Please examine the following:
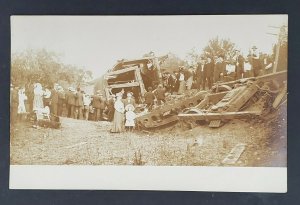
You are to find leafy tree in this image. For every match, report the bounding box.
[202,37,237,62]
[160,52,185,72]
[11,49,93,89]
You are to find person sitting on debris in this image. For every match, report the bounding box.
[125,104,136,132]
[144,87,155,111]
[111,92,125,133]
[33,105,60,129]
[155,84,166,105]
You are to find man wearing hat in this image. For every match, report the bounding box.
[57,86,65,117]
[214,55,227,83]
[65,87,76,118]
[235,50,245,80]
[154,84,166,105]
[75,87,84,119]
[195,57,206,90]
[50,84,59,116]
[251,46,262,77]
[106,94,115,122]
[92,90,103,121]
[204,57,214,90]
[144,87,155,111]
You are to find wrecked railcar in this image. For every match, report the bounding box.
[178,70,287,128]
[103,56,168,103]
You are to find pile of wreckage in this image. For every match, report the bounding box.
[136,71,287,129]
[103,55,287,130]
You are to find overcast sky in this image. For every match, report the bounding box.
[11,15,287,78]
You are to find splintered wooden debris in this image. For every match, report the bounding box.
[209,120,222,128]
[222,143,246,165]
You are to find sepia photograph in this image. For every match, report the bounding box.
[9,15,287,191]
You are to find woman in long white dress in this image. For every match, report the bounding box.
[110,92,125,133]
[33,83,44,112]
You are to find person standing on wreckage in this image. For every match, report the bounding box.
[203,56,214,90]
[250,46,263,77]
[178,66,186,94]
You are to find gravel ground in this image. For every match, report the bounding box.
[10,106,286,166]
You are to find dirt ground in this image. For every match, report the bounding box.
[10,106,286,167]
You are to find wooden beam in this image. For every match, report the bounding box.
[214,70,287,88]
[107,81,140,89]
[105,66,138,77]
[135,68,146,96]
[178,110,262,121]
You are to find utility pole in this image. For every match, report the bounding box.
[267,25,287,73]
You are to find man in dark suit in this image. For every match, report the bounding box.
[57,86,65,117]
[204,57,214,90]
[214,55,227,82]
[50,84,59,116]
[251,46,262,77]
[235,50,245,80]
[66,87,76,118]
[92,90,102,121]
[75,88,84,119]
[195,58,206,90]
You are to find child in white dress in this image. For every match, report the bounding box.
[125,104,136,132]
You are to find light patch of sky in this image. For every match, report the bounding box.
[11,15,287,79]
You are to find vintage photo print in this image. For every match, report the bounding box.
[9,15,287,192]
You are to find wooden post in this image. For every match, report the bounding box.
[135,68,146,99]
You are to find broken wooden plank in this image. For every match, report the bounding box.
[209,120,222,128]
[178,110,261,121]
[106,81,140,89]
[222,143,246,165]
[273,82,287,109]
[105,66,138,76]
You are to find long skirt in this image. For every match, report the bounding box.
[111,111,124,133]
[178,81,186,94]
[18,101,26,114]
[33,95,44,111]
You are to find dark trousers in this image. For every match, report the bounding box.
[67,104,75,118]
[51,103,58,116]
[75,106,83,119]
[57,104,63,116]
[204,75,213,90]
[157,99,166,105]
[83,106,89,120]
[108,108,115,122]
[253,68,261,77]
[94,108,104,121]
[146,102,154,111]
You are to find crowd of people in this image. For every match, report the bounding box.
[159,46,274,94]
[10,45,275,132]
